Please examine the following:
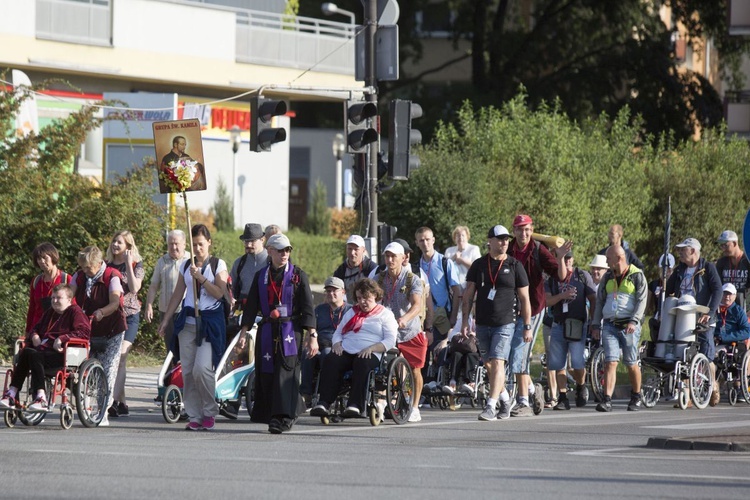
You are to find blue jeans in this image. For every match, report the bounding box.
[476,323,514,360]
[547,322,586,371]
[123,313,140,344]
[509,314,542,374]
[601,321,641,366]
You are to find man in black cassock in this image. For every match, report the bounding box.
[241,233,314,434]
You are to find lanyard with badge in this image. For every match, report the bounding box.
[487,255,506,301]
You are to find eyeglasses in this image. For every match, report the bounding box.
[277,247,292,253]
[718,242,731,248]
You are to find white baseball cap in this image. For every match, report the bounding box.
[382,242,405,255]
[346,235,365,248]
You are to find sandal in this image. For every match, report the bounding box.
[544,398,558,409]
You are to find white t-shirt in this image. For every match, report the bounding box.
[444,244,482,289]
[182,258,227,325]
[680,266,697,298]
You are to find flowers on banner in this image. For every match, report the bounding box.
[160,158,198,192]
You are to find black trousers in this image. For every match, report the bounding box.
[317,351,379,411]
[11,347,64,394]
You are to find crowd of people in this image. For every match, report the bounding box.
[4,217,750,433]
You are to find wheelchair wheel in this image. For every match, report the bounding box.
[162,384,184,424]
[589,347,606,404]
[678,387,689,410]
[368,405,381,427]
[75,358,108,428]
[741,350,750,405]
[244,371,255,418]
[18,378,49,427]
[60,405,74,430]
[688,353,713,410]
[729,387,738,406]
[386,356,414,425]
[640,365,661,408]
[3,410,18,428]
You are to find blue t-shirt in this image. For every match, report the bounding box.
[420,252,460,310]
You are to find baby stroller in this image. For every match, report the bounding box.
[158,323,257,424]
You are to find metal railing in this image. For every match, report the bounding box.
[33,0,355,75]
[235,9,355,74]
[36,0,112,47]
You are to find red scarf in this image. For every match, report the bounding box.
[342,304,384,335]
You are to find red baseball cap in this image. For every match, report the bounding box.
[513,214,533,227]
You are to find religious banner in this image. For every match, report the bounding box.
[152,119,207,193]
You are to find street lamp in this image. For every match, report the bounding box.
[230,125,241,227]
[321,2,355,24]
[332,133,346,210]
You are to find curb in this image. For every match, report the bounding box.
[647,436,750,452]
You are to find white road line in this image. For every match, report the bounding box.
[642,420,750,430]
[31,449,344,465]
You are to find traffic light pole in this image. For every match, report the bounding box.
[365,0,379,251]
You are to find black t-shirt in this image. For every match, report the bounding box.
[716,255,750,310]
[544,268,595,323]
[466,254,529,326]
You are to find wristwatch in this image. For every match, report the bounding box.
[310,331,318,338]
[523,324,532,331]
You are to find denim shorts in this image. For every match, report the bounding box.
[601,321,640,366]
[123,313,140,344]
[547,322,586,371]
[476,323,514,361]
[509,314,541,374]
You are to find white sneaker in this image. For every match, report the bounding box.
[407,408,421,423]
[99,415,110,427]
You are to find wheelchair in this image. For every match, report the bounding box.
[639,335,714,410]
[2,338,108,429]
[160,325,257,424]
[713,342,750,406]
[316,349,415,426]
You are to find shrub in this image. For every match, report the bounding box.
[330,208,360,240]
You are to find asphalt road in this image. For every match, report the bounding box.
[2,369,750,500]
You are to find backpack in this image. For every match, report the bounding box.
[33,271,69,290]
[75,267,124,308]
[182,257,233,325]
[377,269,428,328]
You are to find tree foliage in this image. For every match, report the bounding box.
[0,82,166,360]
[211,176,234,232]
[381,94,750,277]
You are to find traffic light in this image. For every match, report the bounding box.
[250,97,287,152]
[346,100,378,153]
[388,99,422,180]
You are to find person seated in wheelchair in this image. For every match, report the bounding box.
[1,284,90,412]
[300,276,351,409]
[712,283,750,403]
[435,326,479,397]
[310,278,398,419]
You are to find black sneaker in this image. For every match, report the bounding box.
[596,398,612,412]
[117,401,129,417]
[553,394,570,410]
[627,392,642,412]
[310,404,329,417]
[575,385,588,408]
[108,401,120,418]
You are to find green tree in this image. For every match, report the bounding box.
[211,176,234,232]
[0,81,166,359]
[304,179,331,236]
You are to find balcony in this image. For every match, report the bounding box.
[33,0,355,75]
[725,91,750,139]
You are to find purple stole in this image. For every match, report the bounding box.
[257,264,297,374]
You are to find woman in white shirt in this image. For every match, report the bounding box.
[310,279,398,418]
[159,224,228,431]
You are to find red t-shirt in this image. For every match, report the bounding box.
[26,270,73,333]
[509,240,559,316]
